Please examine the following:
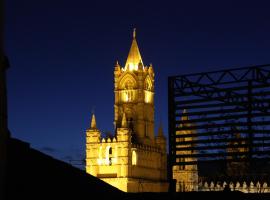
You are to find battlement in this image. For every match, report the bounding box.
[101,137,117,143]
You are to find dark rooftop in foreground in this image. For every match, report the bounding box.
[5,137,270,200]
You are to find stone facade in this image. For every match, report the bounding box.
[85,30,168,192]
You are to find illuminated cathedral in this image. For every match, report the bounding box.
[85,30,168,192]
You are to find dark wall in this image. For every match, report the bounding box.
[0,0,9,199]
[7,138,123,199]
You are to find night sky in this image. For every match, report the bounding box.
[5,0,270,167]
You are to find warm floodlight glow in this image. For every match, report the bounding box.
[144,90,153,103]
[122,90,134,102]
[132,150,137,165]
[86,31,169,193]
[97,146,103,165]
[127,63,138,71]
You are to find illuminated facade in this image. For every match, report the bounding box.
[173,110,198,192]
[85,30,168,192]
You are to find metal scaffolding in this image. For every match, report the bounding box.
[168,64,270,182]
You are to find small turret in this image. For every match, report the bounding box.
[156,122,166,151]
[114,60,121,72]
[121,112,128,128]
[90,113,97,129]
[157,122,165,138]
[138,60,143,71]
[148,63,154,74]
[86,113,101,143]
[117,112,130,142]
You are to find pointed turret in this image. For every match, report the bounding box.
[125,28,143,71]
[138,60,143,71]
[148,63,154,75]
[86,113,100,143]
[157,122,165,138]
[114,60,121,70]
[117,112,130,142]
[121,112,128,128]
[156,122,166,151]
[90,113,97,129]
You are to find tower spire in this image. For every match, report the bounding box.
[125,29,143,70]
[90,113,97,129]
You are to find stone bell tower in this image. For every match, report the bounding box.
[86,30,168,192]
[114,29,155,145]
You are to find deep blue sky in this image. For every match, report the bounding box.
[5,0,270,167]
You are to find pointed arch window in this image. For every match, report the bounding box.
[106,146,113,165]
[132,150,137,165]
[144,76,153,103]
[119,74,137,103]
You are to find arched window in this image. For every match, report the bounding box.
[106,146,113,165]
[109,147,112,165]
[132,150,137,165]
[119,74,137,90]
[109,147,112,155]
[119,74,137,103]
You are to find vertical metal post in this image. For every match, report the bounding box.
[247,80,253,169]
[168,76,176,192]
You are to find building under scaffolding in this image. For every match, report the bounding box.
[168,64,270,192]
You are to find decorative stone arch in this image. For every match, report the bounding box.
[118,72,137,90]
[118,73,138,103]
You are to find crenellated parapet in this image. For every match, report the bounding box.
[100,137,117,143]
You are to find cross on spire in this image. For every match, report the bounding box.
[133,28,136,38]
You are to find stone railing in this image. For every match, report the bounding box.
[198,180,270,193]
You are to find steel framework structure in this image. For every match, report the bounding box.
[168,64,270,182]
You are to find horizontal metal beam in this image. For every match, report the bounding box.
[175,143,270,151]
[175,150,270,158]
[175,129,270,139]
[175,120,270,131]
